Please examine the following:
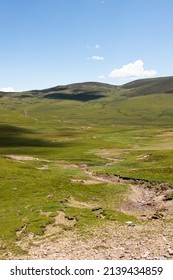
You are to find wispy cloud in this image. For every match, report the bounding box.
[109,60,157,79]
[87,55,104,61]
[92,56,104,61]
[0,86,15,92]
[95,44,100,49]
[98,75,105,79]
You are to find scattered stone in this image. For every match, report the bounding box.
[126,221,133,225]
[47,194,54,199]
[60,199,68,203]
[96,214,104,219]
[167,248,173,255]
[91,196,99,201]
[125,221,135,226]
[66,216,75,221]
[141,251,150,258]
[92,207,103,212]
[119,254,125,259]
[151,212,164,219]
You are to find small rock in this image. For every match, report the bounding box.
[66,216,75,221]
[119,254,125,259]
[151,212,163,219]
[126,221,135,226]
[126,221,133,225]
[92,207,103,212]
[168,248,173,255]
[47,194,54,199]
[60,199,68,203]
[96,215,102,219]
[141,251,150,258]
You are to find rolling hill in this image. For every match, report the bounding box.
[1,75,173,100]
[122,76,173,96]
[1,76,173,126]
[1,75,173,259]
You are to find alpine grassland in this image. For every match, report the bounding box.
[0,77,173,258]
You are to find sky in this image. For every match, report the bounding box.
[0,0,173,91]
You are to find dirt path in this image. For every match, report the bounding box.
[5,155,51,162]
[83,166,172,212]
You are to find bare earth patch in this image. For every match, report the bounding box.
[37,165,49,170]
[7,218,173,260]
[67,197,97,209]
[71,179,101,185]
[5,155,39,161]
[5,155,50,162]
[44,211,76,237]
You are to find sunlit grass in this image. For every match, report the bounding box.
[1,81,173,255]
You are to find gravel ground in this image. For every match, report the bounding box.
[4,211,173,260]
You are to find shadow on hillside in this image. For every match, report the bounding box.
[44,91,106,102]
[0,125,75,148]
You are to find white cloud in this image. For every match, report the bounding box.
[87,55,104,61]
[0,86,15,92]
[92,56,104,61]
[95,44,100,49]
[98,75,105,79]
[109,60,157,79]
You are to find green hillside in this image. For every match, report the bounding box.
[122,76,173,96]
[0,76,173,258]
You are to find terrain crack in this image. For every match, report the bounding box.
[81,164,173,212]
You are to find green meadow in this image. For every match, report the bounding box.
[0,77,173,256]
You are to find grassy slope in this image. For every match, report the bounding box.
[122,76,173,96]
[0,77,173,255]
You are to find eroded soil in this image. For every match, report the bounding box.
[2,154,173,260]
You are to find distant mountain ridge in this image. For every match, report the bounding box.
[1,75,173,126]
[1,76,173,100]
[122,76,173,97]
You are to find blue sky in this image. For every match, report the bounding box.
[0,0,173,91]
